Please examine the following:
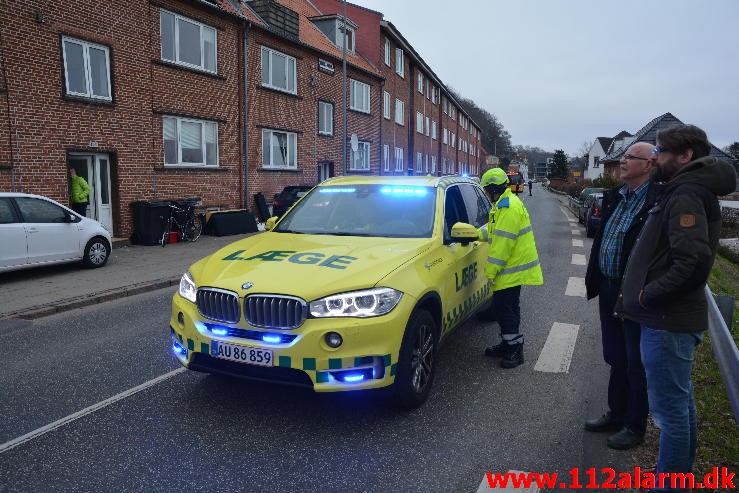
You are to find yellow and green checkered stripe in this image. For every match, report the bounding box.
[172,330,396,383]
[442,280,493,333]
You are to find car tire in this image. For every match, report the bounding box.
[82,236,110,268]
[391,309,437,410]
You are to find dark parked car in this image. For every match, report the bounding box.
[585,193,603,238]
[271,185,314,218]
[577,187,604,223]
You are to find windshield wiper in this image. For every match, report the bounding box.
[275,229,305,234]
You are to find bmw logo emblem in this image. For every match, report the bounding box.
[242,282,253,290]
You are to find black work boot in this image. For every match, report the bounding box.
[501,342,524,368]
[484,341,507,358]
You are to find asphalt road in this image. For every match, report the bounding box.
[0,190,632,492]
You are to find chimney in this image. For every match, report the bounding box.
[249,0,299,39]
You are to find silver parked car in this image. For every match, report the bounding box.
[0,192,112,273]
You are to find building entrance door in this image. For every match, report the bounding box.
[68,153,112,232]
[318,161,334,182]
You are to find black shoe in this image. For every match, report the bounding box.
[584,412,623,432]
[484,342,507,358]
[607,427,645,450]
[500,343,523,368]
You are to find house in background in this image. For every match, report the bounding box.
[584,136,615,181]
[600,113,734,179]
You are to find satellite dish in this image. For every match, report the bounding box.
[350,133,358,152]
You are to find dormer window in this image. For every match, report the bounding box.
[310,15,357,55]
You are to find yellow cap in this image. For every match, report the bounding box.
[481,168,509,187]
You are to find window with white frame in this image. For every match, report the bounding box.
[425,116,430,136]
[417,72,424,93]
[424,154,429,173]
[337,23,355,54]
[432,121,437,140]
[318,101,333,136]
[425,80,430,99]
[442,98,447,114]
[160,10,217,73]
[431,155,437,173]
[593,156,600,168]
[395,99,404,125]
[262,129,297,169]
[383,91,391,119]
[416,112,424,133]
[350,79,370,113]
[62,36,112,101]
[163,116,218,166]
[416,152,422,170]
[384,38,390,66]
[395,48,404,77]
[394,147,403,171]
[451,133,456,147]
[443,128,448,144]
[351,141,370,170]
[261,46,296,94]
[383,144,390,171]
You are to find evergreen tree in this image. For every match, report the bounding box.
[549,149,569,179]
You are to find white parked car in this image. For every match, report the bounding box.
[0,192,112,273]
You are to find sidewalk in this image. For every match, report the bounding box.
[0,233,260,320]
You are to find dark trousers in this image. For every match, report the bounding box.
[72,203,88,217]
[493,285,522,341]
[598,278,648,433]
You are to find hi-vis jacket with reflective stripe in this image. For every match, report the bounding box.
[477,188,543,291]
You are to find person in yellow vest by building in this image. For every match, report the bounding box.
[478,167,543,368]
[69,167,90,217]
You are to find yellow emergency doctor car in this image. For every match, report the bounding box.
[170,175,493,408]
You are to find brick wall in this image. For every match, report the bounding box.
[0,0,244,238]
[245,27,381,211]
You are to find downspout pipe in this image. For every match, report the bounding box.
[242,19,251,210]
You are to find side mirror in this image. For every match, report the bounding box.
[265,216,278,231]
[66,213,79,223]
[450,222,479,246]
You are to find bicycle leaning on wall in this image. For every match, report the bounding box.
[161,201,203,247]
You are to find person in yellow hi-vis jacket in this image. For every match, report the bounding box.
[478,167,543,368]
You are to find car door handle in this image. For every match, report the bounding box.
[27,227,39,233]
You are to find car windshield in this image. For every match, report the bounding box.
[275,184,436,238]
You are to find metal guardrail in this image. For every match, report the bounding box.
[705,285,739,425]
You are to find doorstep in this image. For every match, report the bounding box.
[112,237,131,248]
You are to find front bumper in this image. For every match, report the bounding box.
[169,292,414,392]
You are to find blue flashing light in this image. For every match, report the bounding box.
[211,327,228,336]
[194,321,208,334]
[380,187,428,196]
[262,335,282,344]
[172,341,186,355]
[462,172,469,177]
[319,188,356,194]
[343,373,365,383]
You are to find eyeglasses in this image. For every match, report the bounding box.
[652,146,669,154]
[623,153,650,161]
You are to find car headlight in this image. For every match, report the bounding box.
[310,287,402,318]
[178,272,197,303]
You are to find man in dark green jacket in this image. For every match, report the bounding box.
[617,124,736,491]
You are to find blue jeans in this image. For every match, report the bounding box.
[641,326,703,492]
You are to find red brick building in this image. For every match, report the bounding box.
[1,0,483,239]
[0,0,248,238]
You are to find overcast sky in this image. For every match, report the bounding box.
[351,0,739,156]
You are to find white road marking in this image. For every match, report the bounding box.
[571,229,581,235]
[572,239,584,247]
[571,253,586,265]
[0,367,186,454]
[534,323,580,373]
[559,207,570,219]
[477,470,541,492]
[565,277,586,297]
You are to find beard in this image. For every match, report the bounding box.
[651,159,677,182]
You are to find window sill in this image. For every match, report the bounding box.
[260,167,301,173]
[348,108,371,116]
[155,165,225,172]
[152,59,225,80]
[63,95,115,107]
[318,132,334,138]
[257,85,302,100]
